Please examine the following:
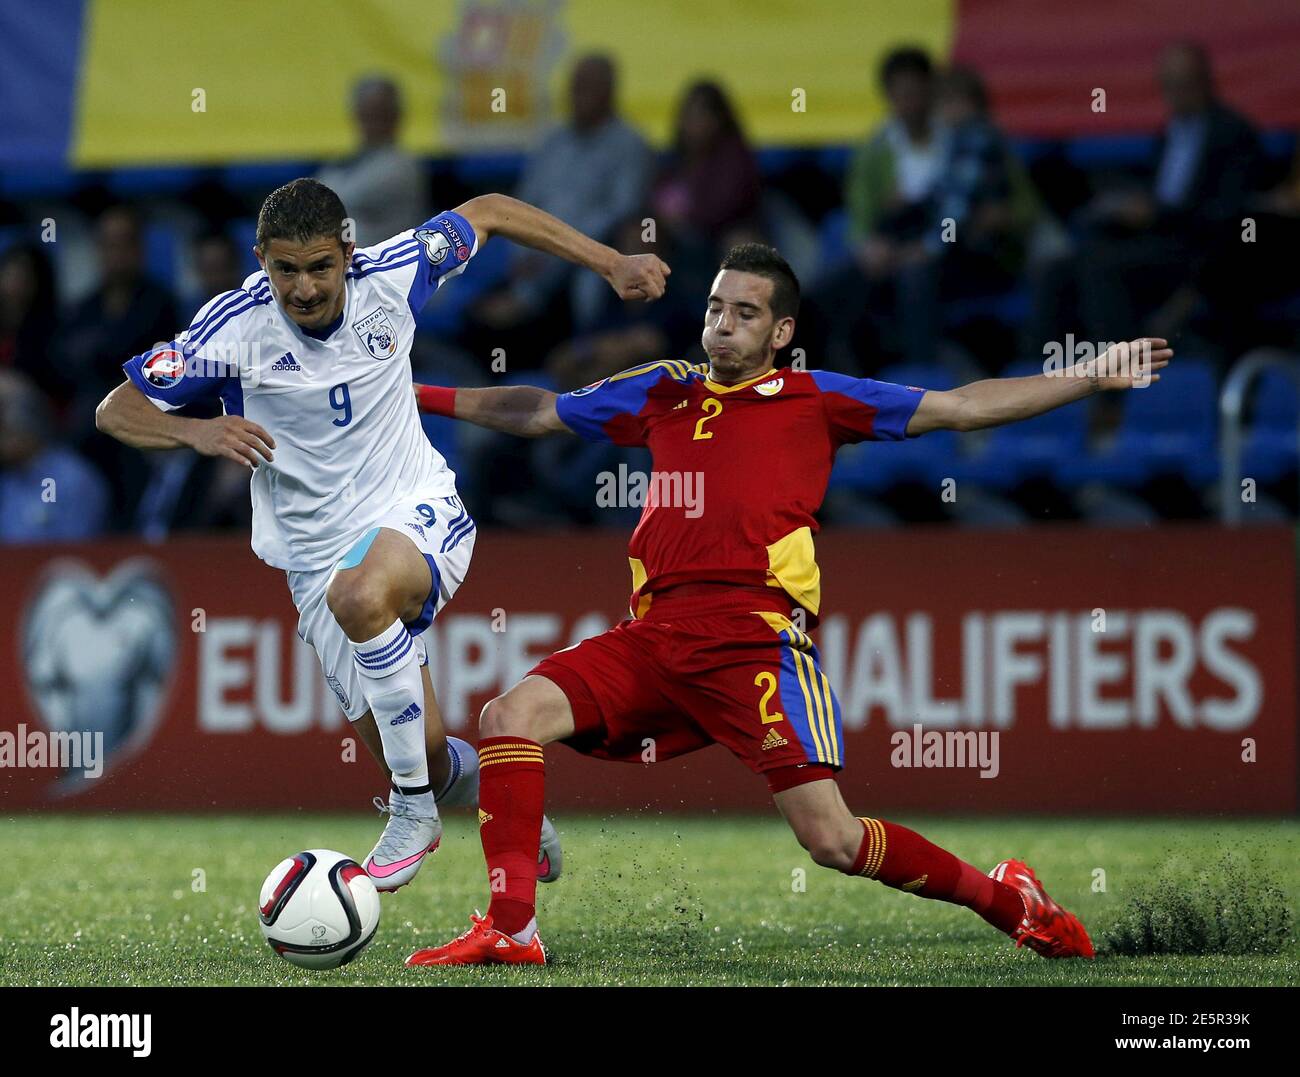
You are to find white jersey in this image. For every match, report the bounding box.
[125,210,478,571]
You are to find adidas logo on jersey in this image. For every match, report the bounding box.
[672,399,689,410]
[390,703,422,727]
[761,727,789,751]
[270,352,301,372]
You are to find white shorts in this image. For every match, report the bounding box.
[287,492,476,721]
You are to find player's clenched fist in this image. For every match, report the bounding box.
[186,415,277,469]
[604,252,671,301]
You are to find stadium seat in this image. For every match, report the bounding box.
[1063,134,1157,170]
[450,151,526,187]
[107,166,196,197]
[815,145,852,177]
[144,222,180,286]
[830,363,958,493]
[816,207,852,272]
[420,414,463,478]
[951,359,1089,490]
[1241,367,1300,485]
[1260,130,1297,160]
[226,218,261,275]
[220,161,314,192]
[0,164,83,200]
[1057,355,1220,488]
[0,225,24,256]
[942,287,1031,330]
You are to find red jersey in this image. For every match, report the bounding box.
[554,360,927,620]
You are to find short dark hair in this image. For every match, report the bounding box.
[718,243,800,321]
[880,46,933,90]
[256,178,349,250]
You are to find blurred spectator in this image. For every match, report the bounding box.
[0,242,63,407]
[811,54,1041,368]
[845,47,946,258]
[1235,138,1300,346]
[317,76,428,245]
[894,65,1039,362]
[1074,42,1263,348]
[477,54,653,342]
[0,370,108,543]
[808,47,950,367]
[56,204,177,526]
[58,205,178,431]
[650,80,762,301]
[931,67,1038,272]
[186,230,244,318]
[653,80,761,246]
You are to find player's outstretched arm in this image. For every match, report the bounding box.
[96,379,276,469]
[414,383,567,438]
[906,338,1173,435]
[454,193,670,301]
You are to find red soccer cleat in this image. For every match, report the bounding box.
[991,858,1095,959]
[405,913,547,967]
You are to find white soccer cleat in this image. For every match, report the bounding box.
[538,814,563,883]
[363,792,442,893]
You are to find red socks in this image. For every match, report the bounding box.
[846,817,1025,935]
[477,737,545,937]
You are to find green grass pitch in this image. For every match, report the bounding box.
[1,814,1296,986]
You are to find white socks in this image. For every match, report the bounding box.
[353,619,429,794]
[435,736,481,808]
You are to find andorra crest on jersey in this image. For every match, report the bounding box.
[754,377,784,396]
[353,307,398,360]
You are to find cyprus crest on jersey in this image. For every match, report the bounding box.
[352,307,398,360]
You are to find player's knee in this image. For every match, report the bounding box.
[326,573,392,637]
[796,825,855,871]
[478,693,536,740]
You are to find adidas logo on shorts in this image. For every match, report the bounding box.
[271,351,301,372]
[761,727,789,751]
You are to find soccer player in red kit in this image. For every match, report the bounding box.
[407,243,1172,967]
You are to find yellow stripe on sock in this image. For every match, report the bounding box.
[857,817,888,878]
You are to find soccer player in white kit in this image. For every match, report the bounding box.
[96,178,669,891]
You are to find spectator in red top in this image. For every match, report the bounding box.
[653,80,762,252]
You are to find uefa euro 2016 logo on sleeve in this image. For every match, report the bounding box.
[352,307,398,360]
[141,347,186,388]
[414,227,452,266]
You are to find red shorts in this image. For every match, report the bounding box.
[529,586,844,790]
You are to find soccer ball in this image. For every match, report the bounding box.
[258,849,380,970]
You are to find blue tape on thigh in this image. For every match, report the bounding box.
[337,527,381,571]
